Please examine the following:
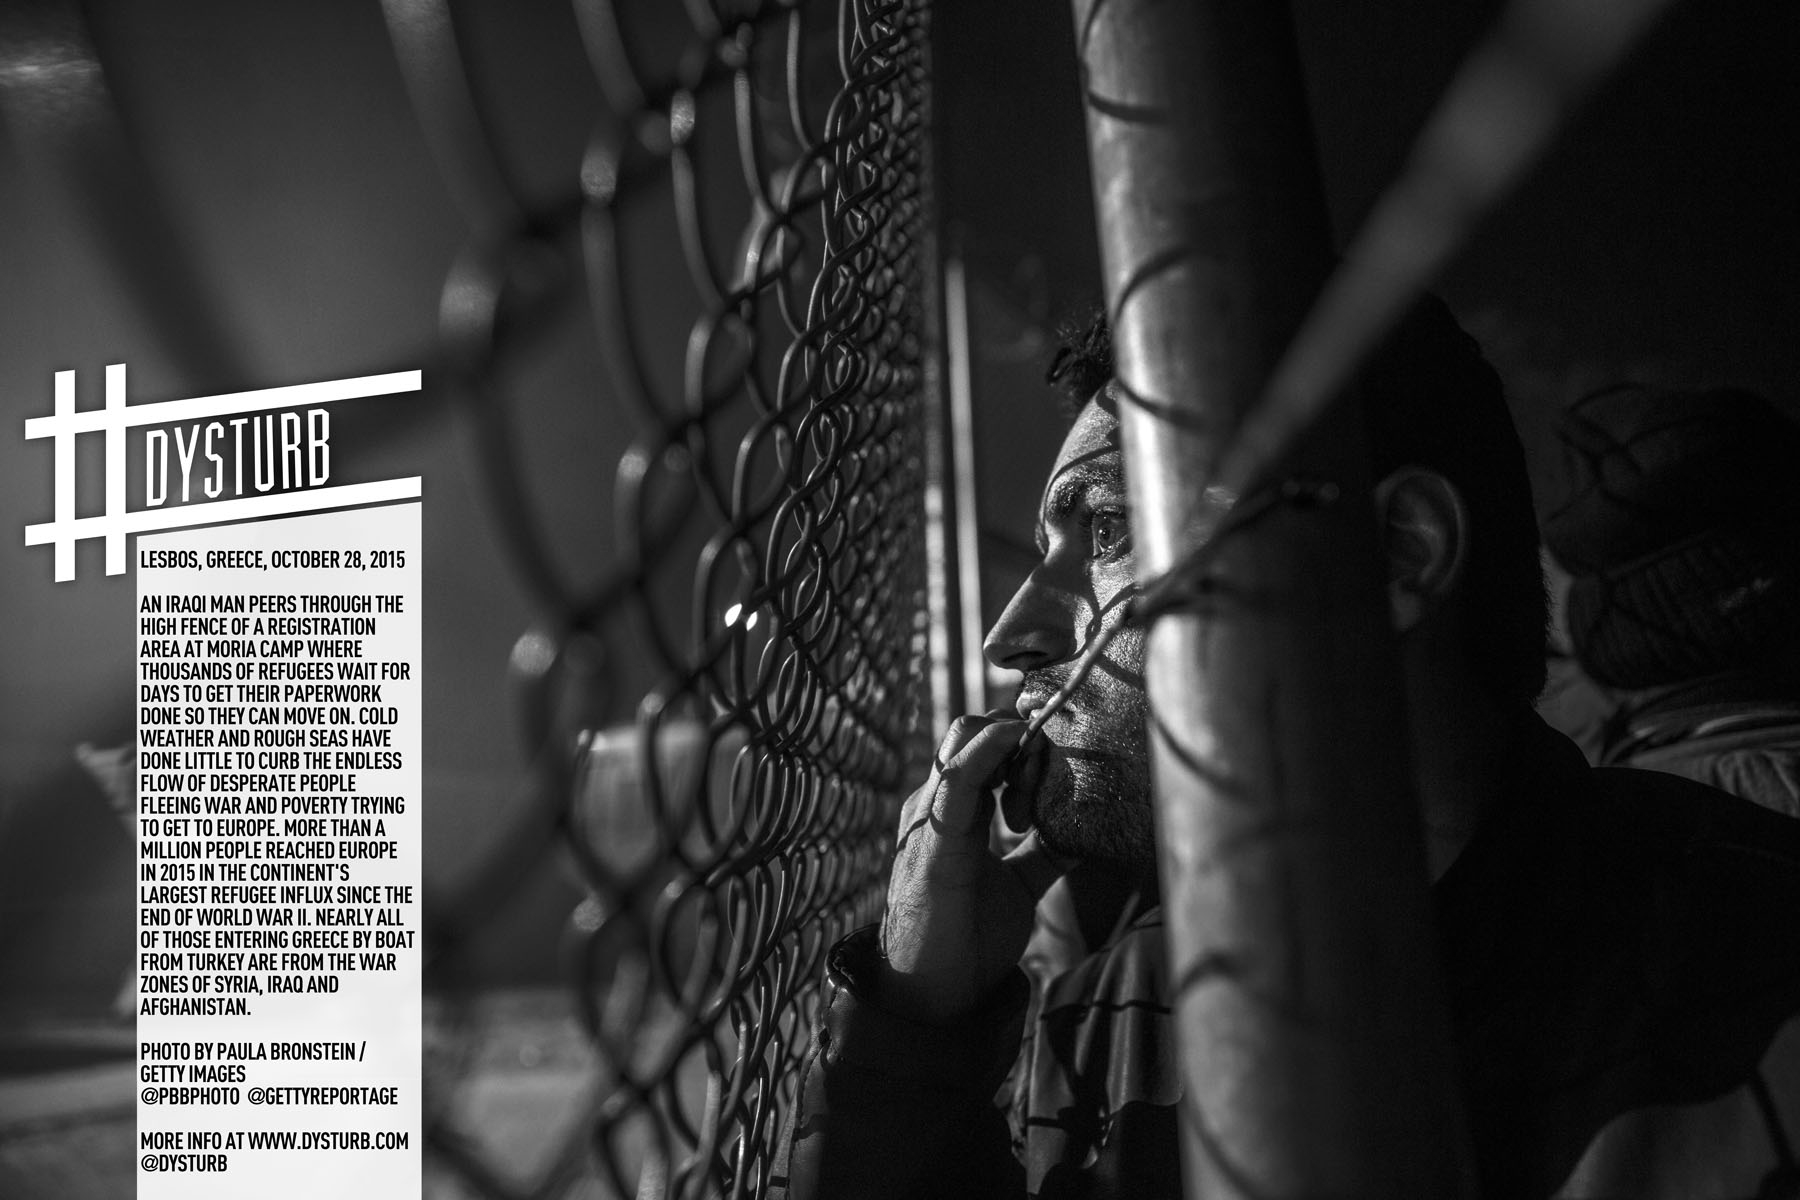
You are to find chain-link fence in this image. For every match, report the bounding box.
[386,3,938,1196]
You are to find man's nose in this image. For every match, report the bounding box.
[983,569,1080,672]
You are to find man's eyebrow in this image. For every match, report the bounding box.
[1043,468,1102,520]
[1034,457,1125,547]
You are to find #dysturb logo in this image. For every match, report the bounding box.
[24,366,423,581]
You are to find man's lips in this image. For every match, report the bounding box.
[1015,685,1073,722]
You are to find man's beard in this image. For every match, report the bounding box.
[1020,668,1156,879]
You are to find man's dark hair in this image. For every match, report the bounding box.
[1045,299,1549,704]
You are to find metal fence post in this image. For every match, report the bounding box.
[1070,2,1475,1195]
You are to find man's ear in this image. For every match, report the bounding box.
[1374,467,1469,633]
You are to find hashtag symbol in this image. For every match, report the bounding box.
[23,365,425,581]
[24,366,129,581]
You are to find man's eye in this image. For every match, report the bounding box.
[1089,510,1129,559]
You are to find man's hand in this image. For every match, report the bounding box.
[880,715,1066,1024]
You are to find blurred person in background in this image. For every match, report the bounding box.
[1543,384,1800,817]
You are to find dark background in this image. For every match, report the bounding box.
[937,0,1798,651]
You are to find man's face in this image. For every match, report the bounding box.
[984,397,1154,877]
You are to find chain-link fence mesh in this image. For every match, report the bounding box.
[388,2,938,1196]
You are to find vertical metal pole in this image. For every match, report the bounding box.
[942,251,990,715]
[920,68,967,733]
[922,366,966,734]
[1070,3,1474,1196]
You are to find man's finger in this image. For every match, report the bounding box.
[932,710,1016,771]
[1000,733,1051,834]
[931,717,1027,836]
[898,713,1007,839]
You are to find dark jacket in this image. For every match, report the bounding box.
[773,722,1800,1198]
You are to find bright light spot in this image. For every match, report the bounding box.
[509,629,557,678]
[724,603,743,627]
[571,897,606,933]
[744,612,758,630]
